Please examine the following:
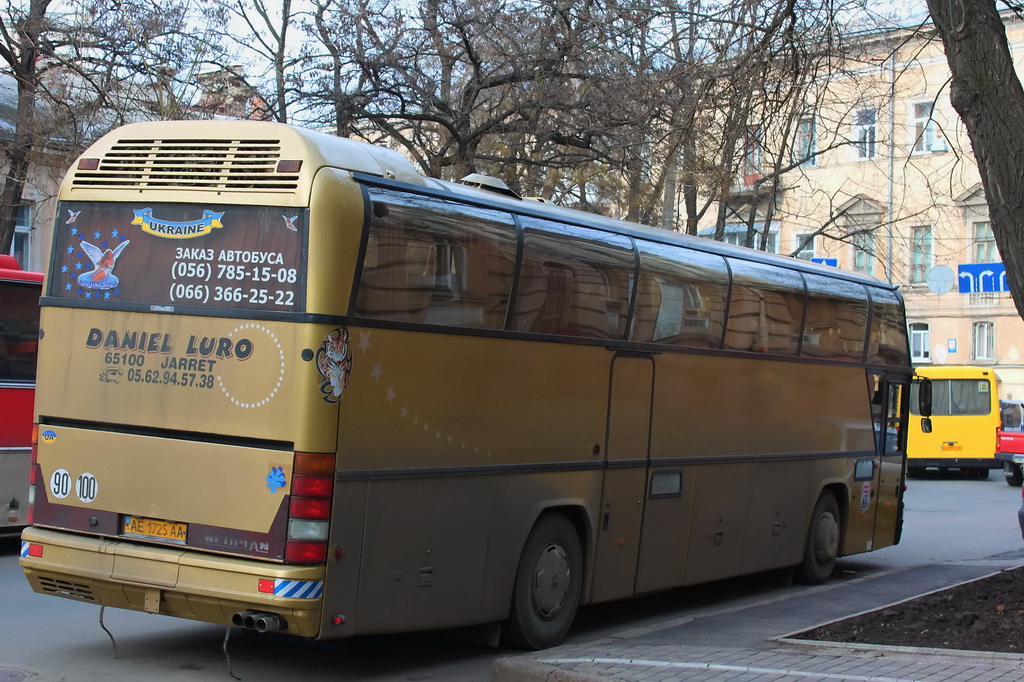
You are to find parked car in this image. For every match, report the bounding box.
[997,399,1024,486]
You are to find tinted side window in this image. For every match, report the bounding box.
[355,188,517,329]
[867,287,910,366]
[632,242,727,348]
[0,281,41,382]
[802,274,868,361]
[511,219,634,340]
[724,259,804,355]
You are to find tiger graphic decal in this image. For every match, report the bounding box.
[316,327,352,403]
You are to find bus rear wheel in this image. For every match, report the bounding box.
[796,491,840,585]
[503,513,583,650]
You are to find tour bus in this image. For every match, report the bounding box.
[0,254,42,534]
[21,121,912,650]
[908,365,1000,479]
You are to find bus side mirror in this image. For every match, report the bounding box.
[921,417,932,433]
[917,377,933,418]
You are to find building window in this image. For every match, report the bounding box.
[853,232,875,276]
[722,229,777,253]
[972,321,994,361]
[910,322,930,362]
[853,108,877,159]
[743,125,762,180]
[794,232,815,260]
[972,222,998,263]
[911,101,947,153]
[911,226,932,283]
[8,205,31,269]
[794,116,817,166]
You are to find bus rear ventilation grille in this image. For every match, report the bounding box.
[38,576,97,602]
[70,138,300,191]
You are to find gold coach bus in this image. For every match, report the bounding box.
[21,121,912,649]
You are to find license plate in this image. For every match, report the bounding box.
[940,443,962,451]
[1014,455,1024,465]
[123,516,188,544]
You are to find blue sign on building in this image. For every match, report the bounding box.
[957,263,1008,293]
[811,258,838,267]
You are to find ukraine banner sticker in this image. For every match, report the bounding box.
[132,208,225,239]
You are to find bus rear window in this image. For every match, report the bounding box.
[48,202,306,311]
[911,378,992,416]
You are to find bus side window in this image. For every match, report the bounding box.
[802,274,868,362]
[724,259,803,356]
[355,189,516,329]
[0,282,40,382]
[867,289,910,366]
[631,242,728,348]
[511,219,634,340]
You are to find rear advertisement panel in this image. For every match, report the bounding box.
[49,201,306,312]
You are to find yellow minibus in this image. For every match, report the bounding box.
[908,365,1000,479]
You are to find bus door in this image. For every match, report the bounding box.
[590,352,654,603]
[872,373,907,547]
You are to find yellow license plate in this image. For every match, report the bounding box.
[123,516,188,544]
[940,443,962,451]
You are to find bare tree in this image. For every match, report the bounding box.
[0,0,229,257]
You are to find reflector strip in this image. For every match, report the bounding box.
[273,579,324,599]
[20,541,29,558]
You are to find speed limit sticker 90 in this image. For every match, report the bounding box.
[49,469,98,503]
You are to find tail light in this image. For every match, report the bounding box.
[285,452,335,564]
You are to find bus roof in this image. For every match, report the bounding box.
[915,365,996,379]
[0,255,42,283]
[70,120,894,293]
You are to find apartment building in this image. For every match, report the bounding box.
[702,13,1024,400]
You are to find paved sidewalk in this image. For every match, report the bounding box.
[493,555,1024,682]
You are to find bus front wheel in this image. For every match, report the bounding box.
[503,513,583,650]
[796,491,840,585]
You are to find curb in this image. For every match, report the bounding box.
[493,657,606,682]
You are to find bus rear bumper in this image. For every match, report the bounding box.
[19,526,325,637]
[906,457,999,470]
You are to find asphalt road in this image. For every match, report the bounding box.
[0,470,1019,682]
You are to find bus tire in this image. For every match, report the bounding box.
[1005,463,1023,487]
[796,491,840,585]
[503,513,583,650]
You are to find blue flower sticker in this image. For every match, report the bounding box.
[266,466,286,493]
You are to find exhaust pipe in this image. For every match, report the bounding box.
[231,610,287,632]
[253,613,286,633]
[231,610,260,628]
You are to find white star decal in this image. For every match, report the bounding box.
[358,331,372,354]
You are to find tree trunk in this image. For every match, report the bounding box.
[0,0,50,260]
[926,0,1024,318]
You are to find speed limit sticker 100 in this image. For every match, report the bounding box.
[49,469,98,503]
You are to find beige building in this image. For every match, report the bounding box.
[703,13,1024,400]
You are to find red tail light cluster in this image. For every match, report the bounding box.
[285,452,335,564]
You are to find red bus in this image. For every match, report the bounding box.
[0,254,42,534]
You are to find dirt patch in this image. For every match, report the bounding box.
[796,566,1024,653]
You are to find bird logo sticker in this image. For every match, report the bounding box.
[65,209,81,224]
[282,215,299,232]
[77,240,130,290]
